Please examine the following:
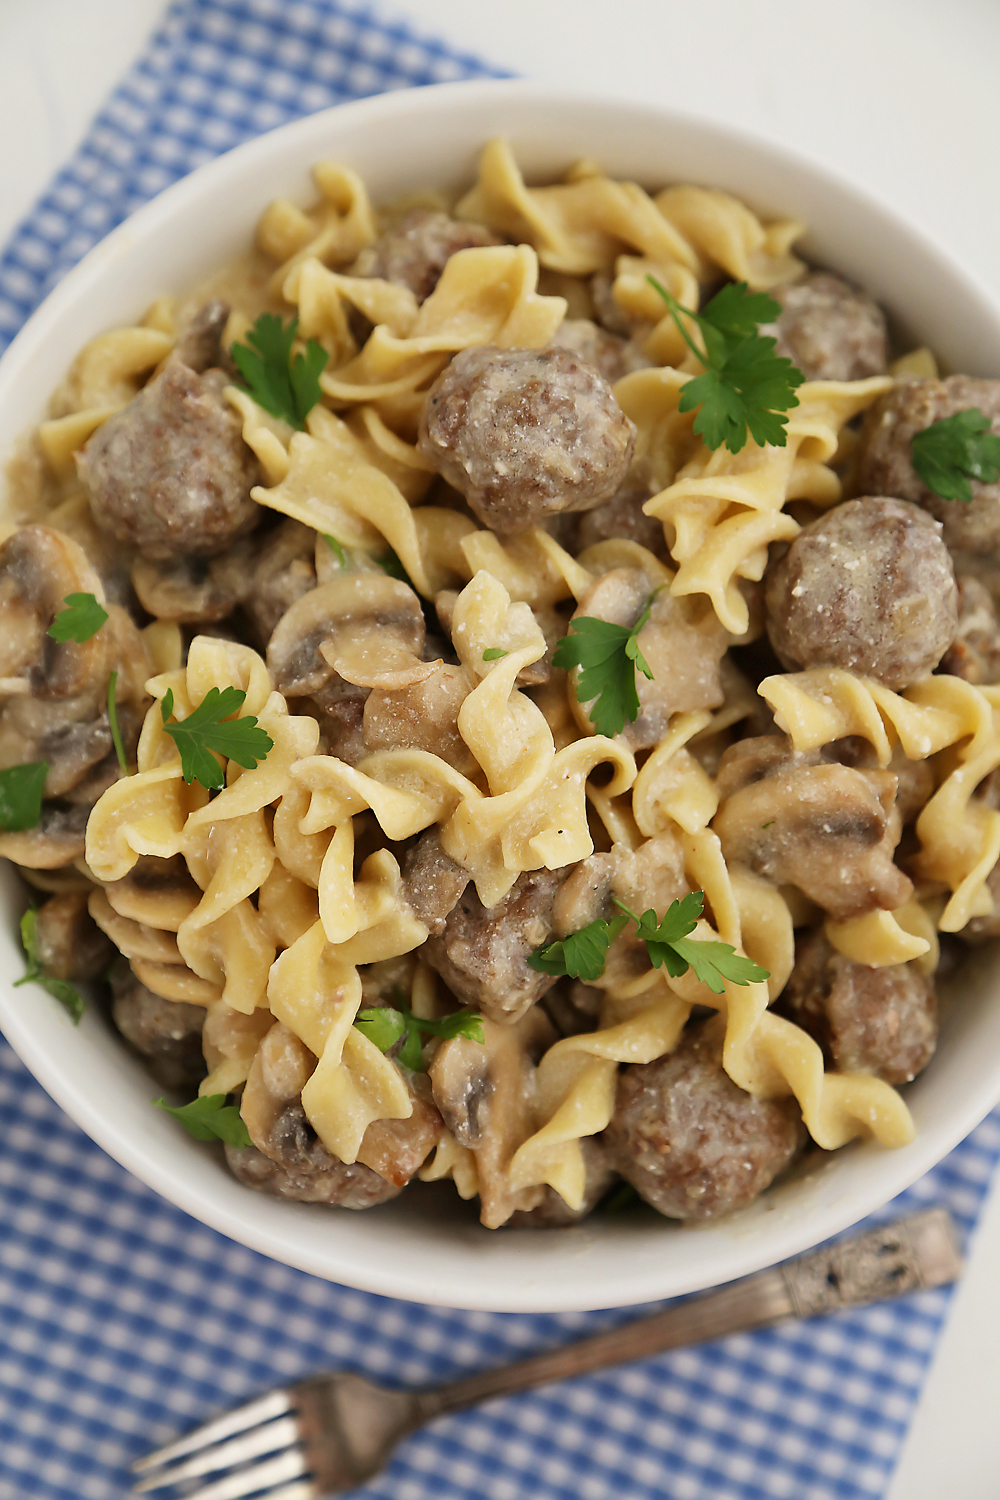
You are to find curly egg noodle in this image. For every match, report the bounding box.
[6,139,998,1226]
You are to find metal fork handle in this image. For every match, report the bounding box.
[417,1209,960,1421]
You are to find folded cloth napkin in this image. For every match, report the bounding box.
[1,4,998,1498]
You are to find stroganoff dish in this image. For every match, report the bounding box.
[4,139,1000,1229]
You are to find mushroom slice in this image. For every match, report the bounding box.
[132,540,252,624]
[0,801,90,869]
[0,526,111,698]
[33,891,114,981]
[363,660,477,773]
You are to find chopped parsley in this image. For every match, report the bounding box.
[323,533,349,568]
[107,671,128,775]
[528,890,769,994]
[231,313,328,430]
[482,647,508,662]
[153,1093,252,1146]
[47,592,108,644]
[354,1003,485,1072]
[14,907,85,1023]
[160,686,274,791]
[911,408,1000,502]
[647,275,804,453]
[553,593,656,738]
[0,761,49,832]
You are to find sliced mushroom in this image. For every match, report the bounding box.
[172,298,232,375]
[132,538,254,624]
[0,800,91,869]
[0,526,110,698]
[267,574,430,697]
[33,891,114,981]
[400,829,470,936]
[363,661,477,773]
[241,519,318,651]
[713,736,911,921]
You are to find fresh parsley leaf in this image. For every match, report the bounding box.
[377,549,410,584]
[107,670,128,775]
[482,647,508,662]
[153,1093,252,1146]
[354,1003,485,1073]
[160,685,274,790]
[527,914,630,982]
[617,891,770,995]
[231,313,328,430]
[911,408,1000,502]
[0,761,48,831]
[647,275,804,454]
[47,592,108,644]
[323,533,349,568]
[553,593,656,738]
[14,907,85,1023]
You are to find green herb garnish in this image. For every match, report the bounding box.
[0,761,49,832]
[911,408,1000,502]
[354,1003,485,1072]
[647,275,804,454]
[323,533,349,568]
[528,890,769,994]
[231,313,328,430]
[47,592,108,644]
[153,1093,252,1146]
[14,907,85,1023]
[553,593,656,738]
[160,686,274,791]
[107,670,128,775]
[482,647,508,662]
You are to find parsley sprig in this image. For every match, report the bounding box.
[911,408,1000,502]
[0,761,49,831]
[160,686,274,791]
[647,275,804,454]
[47,592,108,644]
[154,1093,252,1146]
[15,908,85,1023]
[354,1003,485,1072]
[553,593,656,738]
[528,890,769,993]
[231,313,328,430]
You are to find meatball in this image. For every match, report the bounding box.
[857,376,1000,552]
[605,1023,804,1221]
[574,461,666,557]
[225,1104,400,1208]
[765,273,888,383]
[351,209,501,303]
[418,345,635,535]
[765,497,958,690]
[400,829,469,936]
[779,929,937,1085]
[940,575,1000,685]
[78,362,260,560]
[33,892,113,981]
[111,968,206,1092]
[548,318,648,385]
[423,868,566,1024]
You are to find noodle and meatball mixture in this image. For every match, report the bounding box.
[2,141,996,1230]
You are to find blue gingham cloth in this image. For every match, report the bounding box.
[1,4,999,1497]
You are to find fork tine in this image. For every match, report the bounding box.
[162,1447,310,1500]
[132,1414,300,1493]
[133,1389,293,1473]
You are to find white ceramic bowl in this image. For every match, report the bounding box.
[2,80,999,1313]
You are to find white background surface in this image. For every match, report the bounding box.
[1,0,999,1494]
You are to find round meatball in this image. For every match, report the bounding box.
[225,1104,400,1208]
[857,376,1000,552]
[780,929,937,1085]
[111,968,206,1092]
[79,363,260,560]
[766,273,888,383]
[574,461,666,556]
[351,209,501,303]
[605,1024,804,1221]
[548,318,648,385]
[418,345,635,534]
[939,575,1000,685]
[765,497,958,690]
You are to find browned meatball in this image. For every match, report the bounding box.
[351,209,501,303]
[111,968,206,1092]
[241,520,318,651]
[940,575,1000,685]
[78,363,260,560]
[33,892,113,981]
[766,273,887,382]
[548,318,648,385]
[779,929,937,1085]
[173,298,231,374]
[418,345,635,535]
[400,829,469,936]
[765,497,957,690]
[605,1023,804,1221]
[225,1103,400,1208]
[423,868,566,1024]
[857,376,1000,552]
[574,461,666,556]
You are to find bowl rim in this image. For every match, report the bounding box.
[2,76,1000,1312]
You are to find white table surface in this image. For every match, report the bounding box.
[2,1,1000,1495]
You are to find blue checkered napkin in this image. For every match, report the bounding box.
[0,4,998,1498]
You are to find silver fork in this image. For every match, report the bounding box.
[132,1207,960,1499]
